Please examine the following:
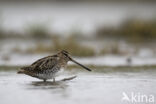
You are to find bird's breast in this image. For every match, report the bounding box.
[35,68,61,79]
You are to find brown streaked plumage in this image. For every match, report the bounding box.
[17,50,92,82]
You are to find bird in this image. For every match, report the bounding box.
[17,50,92,82]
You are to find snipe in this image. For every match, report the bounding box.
[17,50,92,82]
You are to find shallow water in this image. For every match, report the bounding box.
[0,69,156,104]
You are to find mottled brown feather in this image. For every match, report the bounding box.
[24,54,59,72]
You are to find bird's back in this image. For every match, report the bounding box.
[18,54,61,79]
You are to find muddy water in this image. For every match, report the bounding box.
[0,69,156,104]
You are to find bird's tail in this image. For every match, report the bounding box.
[17,70,25,74]
[17,66,31,74]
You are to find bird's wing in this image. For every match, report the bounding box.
[31,55,59,71]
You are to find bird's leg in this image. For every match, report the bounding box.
[53,78,55,82]
[43,79,46,82]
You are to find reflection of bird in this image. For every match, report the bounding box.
[17,50,91,82]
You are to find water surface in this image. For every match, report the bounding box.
[0,69,156,104]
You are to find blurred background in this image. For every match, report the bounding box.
[0,0,156,67]
[0,1,156,104]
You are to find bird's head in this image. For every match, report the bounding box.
[58,50,71,61]
[58,50,92,71]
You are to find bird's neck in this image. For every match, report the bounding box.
[58,57,68,68]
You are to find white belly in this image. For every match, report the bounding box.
[37,68,64,80]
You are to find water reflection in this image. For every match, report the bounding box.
[29,81,69,90]
[26,75,77,89]
[0,69,156,104]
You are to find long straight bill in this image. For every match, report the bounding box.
[70,58,92,71]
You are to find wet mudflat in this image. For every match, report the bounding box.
[0,69,156,104]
